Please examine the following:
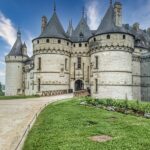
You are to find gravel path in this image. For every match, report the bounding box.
[0,94,73,150]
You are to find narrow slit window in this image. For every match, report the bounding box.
[95,79,98,93]
[95,56,99,69]
[38,57,41,70]
[65,58,68,70]
[38,79,41,92]
[77,57,81,69]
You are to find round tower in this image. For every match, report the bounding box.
[32,8,71,95]
[89,3,134,100]
[5,30,28,96]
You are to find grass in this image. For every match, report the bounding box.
[0,95,40,100]
[23,99,150,150]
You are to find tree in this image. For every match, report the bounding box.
[0,82,2,92]
[0,82,4,96]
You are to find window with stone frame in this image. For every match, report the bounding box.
[65,58,68,71]
[38,57,41,70]
[95,79,98,93]
[95,56,99,69]
[38,78,41,92]
[77,57,81,69]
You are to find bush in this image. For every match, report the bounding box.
[85,98,150,116]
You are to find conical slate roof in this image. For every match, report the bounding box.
[96,4,127,35]
[8,30,24,56]
[71,16,92,42]
[39,12,68,39]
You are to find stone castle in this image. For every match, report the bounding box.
[5,1,150,101]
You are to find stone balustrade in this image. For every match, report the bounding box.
[42,90,69,97]
[74,90,90,97]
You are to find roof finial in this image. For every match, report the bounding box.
[110,0,112,5]
[82,6,85,18]
[17,27,21,38]
[54,0,56,12]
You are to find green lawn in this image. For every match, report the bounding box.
[0,95,40,100]
[23,99,150,150]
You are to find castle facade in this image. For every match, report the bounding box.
[5,1,150,101]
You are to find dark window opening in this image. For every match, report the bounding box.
[85,43,87,47]
[77,57,81,69]
[107,35,110,39]
[37,40,39,44]
[95,79,98,93]
[79,43,82,47]
[123,35,126,39]
[38,57,41,70]
[46,39,49,43]
[65,58,68,70]
[95,56,98,69]
[38,79,41,92]
[79,32,84,40]
[94,38,96,41]
[74,44,76,47]
[67,42,69,46]
[58,39,61,44]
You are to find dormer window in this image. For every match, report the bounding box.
[107,35,110,39]
[79,32,84,41]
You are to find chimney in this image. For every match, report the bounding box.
[114,1,122,27]
[133,23,140,31]
[41,16,47,32]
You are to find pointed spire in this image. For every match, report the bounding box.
[54,0,56,12]
[110,0,112,5]
[17,27,21,38]
[82,6,85,18]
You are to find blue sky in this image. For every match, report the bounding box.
[0,0,150,84]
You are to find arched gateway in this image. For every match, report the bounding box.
[75,80,84,91]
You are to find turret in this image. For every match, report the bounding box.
[89,2,134,100]
[5,29,28,96]
[22,42,27,56]
[114,1,122,27]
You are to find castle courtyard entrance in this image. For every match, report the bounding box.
[75,80,84,91]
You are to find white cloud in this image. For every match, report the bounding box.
[0,11,16,47]
[0,70,5,77]
[86,0,102,30]
[0,61,5,65]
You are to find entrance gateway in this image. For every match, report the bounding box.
[75,80,84,91]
